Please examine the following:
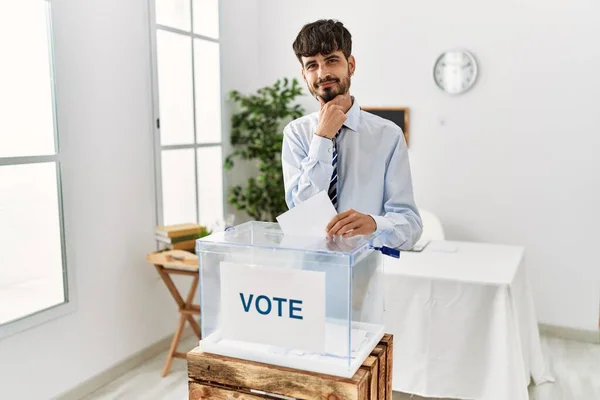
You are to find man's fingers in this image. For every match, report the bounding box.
[326,209,354,231]
[326,211,343,231]
[327,217,346,236]
[328,214,359,237]
[329,218,352,236]
[343,230,359,238]
[323,104,344,114]
[331,92,350,106]
[343,224,367,238]
[338,221,361,236]
[330,94,345,106]
[326,219,337,233]
[327,216,345,233]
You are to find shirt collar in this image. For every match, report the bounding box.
[344,95,361,132]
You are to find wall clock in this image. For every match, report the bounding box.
[433,50,478,94]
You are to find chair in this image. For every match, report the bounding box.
[418,209,445,242]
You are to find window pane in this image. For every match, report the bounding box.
[0,163,64,324]
[0,1,55,158]
[193,0,219,39]
[194,40,222,143]
[161,149,197,225]
[157,30,194,146]
[197,147,223,228]
[155,0,191,32]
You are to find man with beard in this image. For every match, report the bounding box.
[282,19,422,249]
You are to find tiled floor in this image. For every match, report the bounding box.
[83,334,600,400]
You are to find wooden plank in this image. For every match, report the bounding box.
[379,334,394,400]
[189,382,280,400]
[188,348,370,400]
[371,346,386,400]
[164,268,198,277]
[181,308,200,315]
[359,355,379,400]
[357,369,370,400]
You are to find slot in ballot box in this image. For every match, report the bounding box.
[196,221,388,378]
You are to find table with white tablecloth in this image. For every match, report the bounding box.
[383,240,554,400]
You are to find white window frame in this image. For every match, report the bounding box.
[147,0,225,228]
[0,0,76,340]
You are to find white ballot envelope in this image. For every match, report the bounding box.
[276,190,337,238]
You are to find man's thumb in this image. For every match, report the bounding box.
[317,96,326,106]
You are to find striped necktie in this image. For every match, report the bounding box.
[328,129,341,210]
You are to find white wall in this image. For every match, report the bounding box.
[0,0,181,397]
[254,0,600,331]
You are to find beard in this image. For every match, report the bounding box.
[307,70,351,103]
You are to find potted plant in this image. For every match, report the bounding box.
[224,78,305,222]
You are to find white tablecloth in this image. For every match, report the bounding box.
[383,240,554,400]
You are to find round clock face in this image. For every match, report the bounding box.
[433,50,478,94]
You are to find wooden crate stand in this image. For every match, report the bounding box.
[188,334,393,400]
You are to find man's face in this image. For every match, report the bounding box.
[301,51,355,103]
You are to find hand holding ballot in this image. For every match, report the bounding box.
[276,190,337,237]
[325,209,377,239]
[276,190,376,239]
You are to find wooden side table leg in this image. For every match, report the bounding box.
[187,315,201,339]
[154,265,185,308]
[184,275,201,339]
[154,264,202,376]
[162,313,187,377]
[185,275,199,305]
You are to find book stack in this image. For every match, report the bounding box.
[155,223,210,253]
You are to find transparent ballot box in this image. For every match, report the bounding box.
[196,221,388,378]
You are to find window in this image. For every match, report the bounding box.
[150,0,224,228]
[0,0,70,337]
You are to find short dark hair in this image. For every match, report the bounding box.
[292,19,352,65]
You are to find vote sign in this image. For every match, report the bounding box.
[220,262,326,353]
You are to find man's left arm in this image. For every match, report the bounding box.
[326,134,423,249]
[369,135,423,249]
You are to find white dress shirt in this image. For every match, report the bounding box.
[281,97,422,249]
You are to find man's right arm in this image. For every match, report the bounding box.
[281,123,334,209]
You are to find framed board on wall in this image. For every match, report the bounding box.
[360,107,410,146]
